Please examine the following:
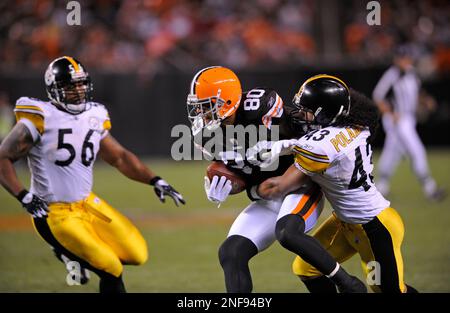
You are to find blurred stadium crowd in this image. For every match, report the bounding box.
[344,0,450,74]
[1,0,449,75]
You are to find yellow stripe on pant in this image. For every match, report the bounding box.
[32,193,148,277]
[292,207,407,293]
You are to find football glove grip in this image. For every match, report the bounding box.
[16,189,49,218]
[204,175,232,205]
[150,176,186,206]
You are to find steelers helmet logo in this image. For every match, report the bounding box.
[44,68,55,86]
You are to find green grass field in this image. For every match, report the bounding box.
[0,150,449,292]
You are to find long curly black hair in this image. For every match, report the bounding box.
[333,88,381,141]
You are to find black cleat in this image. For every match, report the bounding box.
[428,188,447,202]
[336,275,367,293]
[406,284,419,293]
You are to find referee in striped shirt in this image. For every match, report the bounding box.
[372,45,445,201]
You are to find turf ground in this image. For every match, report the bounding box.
[0,150,449,292]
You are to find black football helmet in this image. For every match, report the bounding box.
[44,56,93,114]
[290,74,350,131]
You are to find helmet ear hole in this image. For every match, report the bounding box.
[226,100,231,105]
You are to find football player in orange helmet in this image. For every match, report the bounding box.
[186,67,365,293]
[187,66,242,136]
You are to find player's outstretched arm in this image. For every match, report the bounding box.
[0,123,48,218]
[99,134,185,206]
[99,134,157,183]
[257,164,308,200]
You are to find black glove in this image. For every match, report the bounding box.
[16,189,49,218]
[150,176,186,206]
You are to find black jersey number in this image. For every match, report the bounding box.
[243,89,265,111]
[81,130,95,166]
[304,129,330,141]
[55,129,96,167]
[55,129,76,167]
[348,146,373,192]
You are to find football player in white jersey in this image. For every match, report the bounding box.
[255,75,417,293]
[188,67,365,293]
[0,56,185,293]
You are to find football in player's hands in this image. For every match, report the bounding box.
[206,161,246,195]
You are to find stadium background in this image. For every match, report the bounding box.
[0,0,449,292]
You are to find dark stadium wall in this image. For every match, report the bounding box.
[1,68,449,156]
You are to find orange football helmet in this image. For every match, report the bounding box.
[187,66,242,134]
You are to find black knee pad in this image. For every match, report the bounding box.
[218,235,258,266]
[275,214,306,247]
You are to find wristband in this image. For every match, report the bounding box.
[246,185,262,201]
[16,189,29,202]
[149,176,162,186]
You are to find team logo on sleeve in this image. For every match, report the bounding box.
[89,117,100,130]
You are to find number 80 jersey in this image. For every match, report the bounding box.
[293,126,390,224]
[14,97,111,203]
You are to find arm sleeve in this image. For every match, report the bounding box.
[292,139,331,176]
[372,67,399,102]
[261,90,284,129]
[14,97,45,142]
[101,110,112,139]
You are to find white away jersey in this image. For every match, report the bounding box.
[14,97,111,203]
[293,126,390,224]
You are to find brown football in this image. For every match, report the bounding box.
[206,161,246,195]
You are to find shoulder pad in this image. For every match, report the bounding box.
[88,102,111,134]
[15,97,46,116]
[292,127,338,174]
[14,97,46,137]
[241,88,284,129]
